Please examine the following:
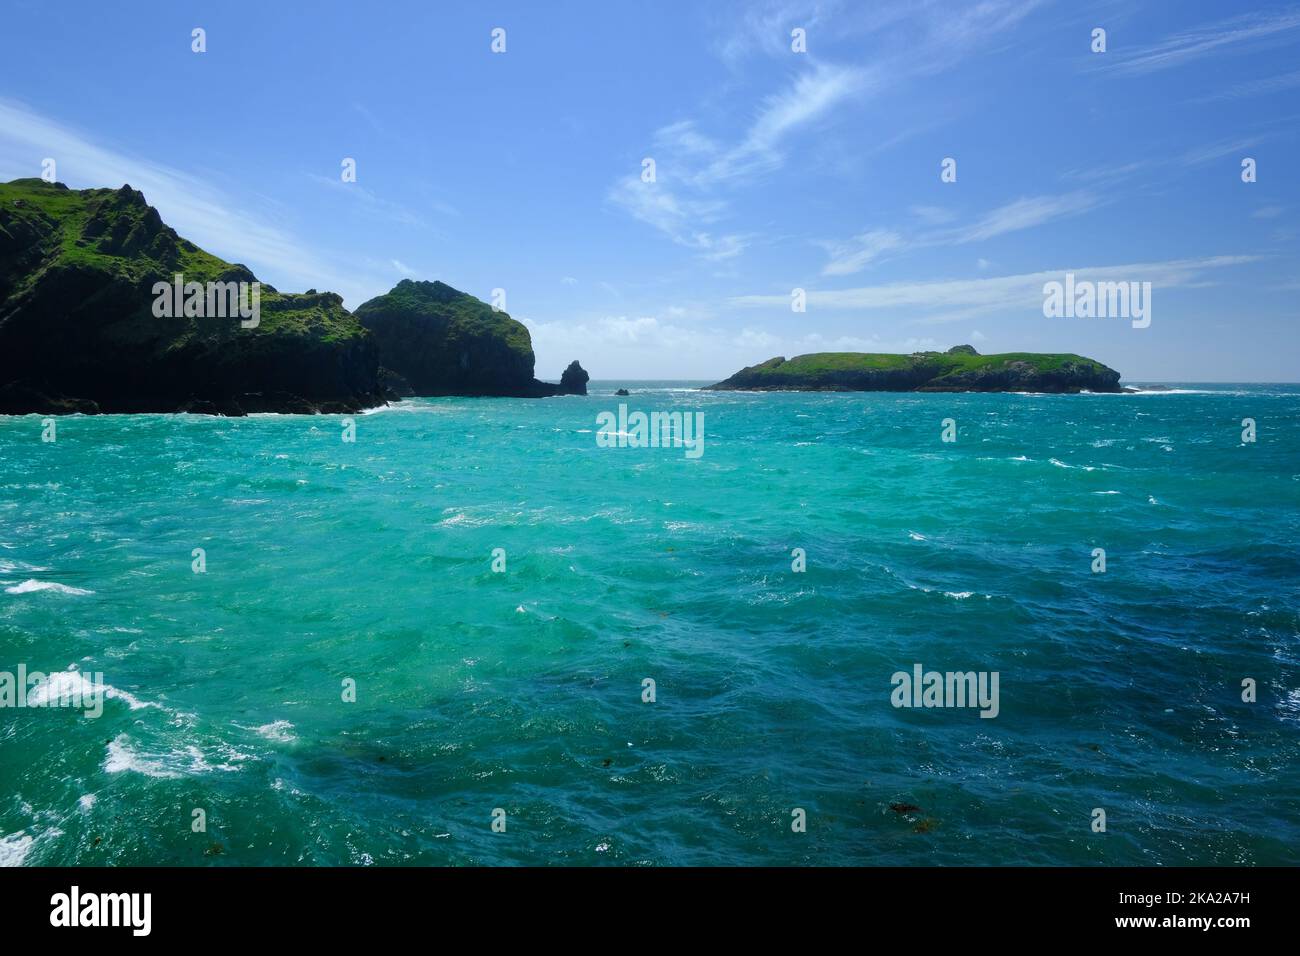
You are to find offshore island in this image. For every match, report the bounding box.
[706,346,1122,393]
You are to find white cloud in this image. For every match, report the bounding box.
[911,205,956,225]
[0,98,389,307]
[1108,9,1300,76]
[307,173,430,229]
[815,193,1100,276]
[1180,137,1261,168]
[698,62,874,186]
[817,229,904,275]
[1194,68,1300,102]
[949,193,1100,243]
[526,312,943,380]
[733,255,1259,324]
[606,174,750,259]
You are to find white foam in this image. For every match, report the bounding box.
[254,720,296,743]
[4,579,93,596]
[104,734,247,779]
[24,668,156,711]
[104,737,183,779]
[0,832,33,867]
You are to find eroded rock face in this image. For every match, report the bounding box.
[355,280,591,398]
[0,178,384,415]
[558,360,589,395]
[354,280,538,396]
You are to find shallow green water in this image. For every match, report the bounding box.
[1,383,1297,865]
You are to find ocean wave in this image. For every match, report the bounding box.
[0,832,34,867]
[252,720,296,743]
[4,579,93,596]
[0,560,51,574]
[104,734,249,779]
[23,668,157,711]
[438,510,495,527]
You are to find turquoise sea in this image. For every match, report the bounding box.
[1,383,1297,866]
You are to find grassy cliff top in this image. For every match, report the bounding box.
[763,349,1110,376]
[0,178,365,344]
[354,279,534,357]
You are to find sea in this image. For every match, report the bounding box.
[1,382,1297,866]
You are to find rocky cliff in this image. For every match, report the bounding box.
[353,279,587,397]
[0,178,383,415]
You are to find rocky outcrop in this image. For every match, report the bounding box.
[354,279,588,397]
[705,345,1122,393]
[0,178,383,415]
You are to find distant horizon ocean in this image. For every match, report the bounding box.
[2,382,1297,865]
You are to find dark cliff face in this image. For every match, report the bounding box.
[705,347,1122,394]
[0,179,383,415]
[354,280,588,397]
[353,280,537,396]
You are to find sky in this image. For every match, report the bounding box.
[1,0,1297,381]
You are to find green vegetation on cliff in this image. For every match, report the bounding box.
[705,345,1122,393]
[0,178,380,414]
[354,279,586,397]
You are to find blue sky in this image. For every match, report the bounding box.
[2,0,1297,380]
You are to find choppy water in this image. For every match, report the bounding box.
[1,383,1297,866]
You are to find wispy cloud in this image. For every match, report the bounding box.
[1107,9,1300,76]
[817,229,905,276]
[0,98,388,307]
[696,62,875,185]
[712,0,852,64]
[526,311,943,379]
[816,193,1101,276]
[606,174,750,260]
[616,0,1053,263]
[1179,137,1261,167]
[1194,67,1300,102]
[949,192,1100,243]
[734,256,1259,324]
[307,173,431,229]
